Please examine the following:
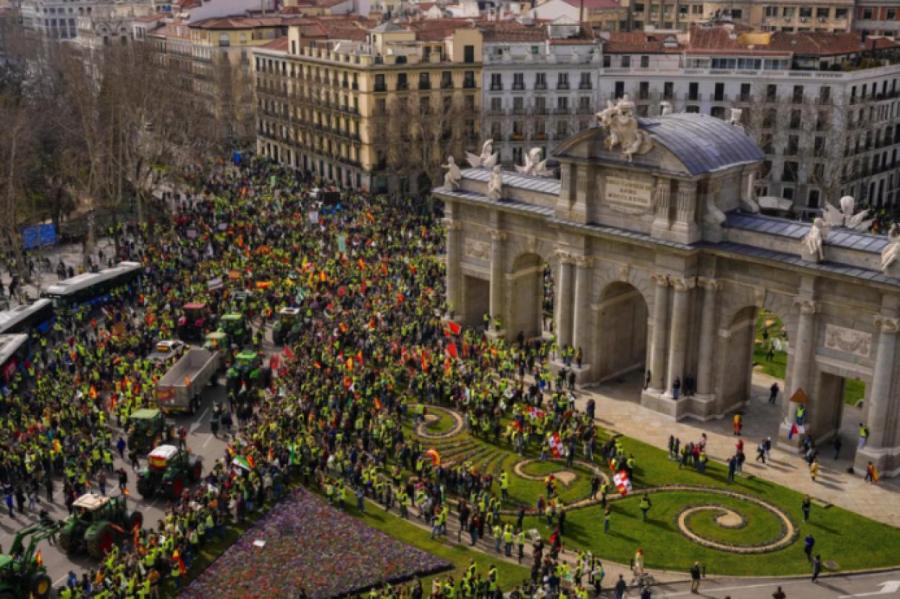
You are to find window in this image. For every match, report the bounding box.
[862,8,873,19]
[556,120,568,137]
[464,95,475,110]
[765,5,777,16]
[513,72,525,90]
[374,74,386,92]
[603,55,611,68]
[783,161,798,181]
[490,97,502,112]
[579,72,591,90]
[463,71,475,88]
[816,7,829,18]
[441,71,453,89]
[419,96,430,113]
[535,96,546,113]
[792,85,804,103]
[464,45,474,63]
[783,6,794,17]
[639,81,649,100]
[786,135,799,155]
[731,8,742,18]
[490,73,502,91]
[513,96,524,112]
[819,86,830,103]
[557,96,568,111]
[766,84,777,101]
[535,72,546,90]
[418,72,430,90]
[663,81,674,99]
[621,55,631,68]
[557,73,569,90]
[615,81,625,97]
[578,96,591,112]
[640,55,649,68]
[711,106,725,119]
[714,82,724,101]
[835,7,847,18]
[376,98,386,115]
[686,105,699,113]
[807,189,820,209]
[688,81,699,100]
[814,136,825,157]
[790,109,801,129]
[396,73,408,90]
[740,83,751,101]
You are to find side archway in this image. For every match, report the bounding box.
[507,253,544,340]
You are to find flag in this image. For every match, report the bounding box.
[446,342,458,359]
[549,432,564,458]
[788,422,800,440]
[613,470,632,496]
[282,346,295,361]
[447,321,462,336]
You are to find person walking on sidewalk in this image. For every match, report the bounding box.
[614,575,627,599]
[690,561,702,593]
[811,554,822,582]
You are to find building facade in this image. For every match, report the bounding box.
[481,20,603,166]
[855,0,899,40]
[253,18,483,193]
[434,107,900,476]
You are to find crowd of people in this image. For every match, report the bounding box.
[0,157,627,599]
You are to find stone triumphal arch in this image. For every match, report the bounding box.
[434,103,900,477]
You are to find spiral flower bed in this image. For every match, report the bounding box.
[415,405,465,439]
[179,488,451,599]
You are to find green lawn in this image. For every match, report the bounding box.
[350,500,530,590]
[424,407,459,435]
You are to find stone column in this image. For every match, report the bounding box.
[785,297,817,423]
[666,276,694,395]
[555,253,575,349]
[867,315,900,447]
[648,274,670,391]
[651,178,671,234]
[444,219,463,318]
[489,229,506,332]
[695,277,720,397]
[572,256,593,360]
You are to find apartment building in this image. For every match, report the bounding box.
[253,18,483,193]
[481,19,602,165]
[148,15,298,143]
[74,0,154,48]
[855,1,899,39]
[595,27,900,214]
[622,0,853,33]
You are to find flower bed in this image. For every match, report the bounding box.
[179,488,451,599]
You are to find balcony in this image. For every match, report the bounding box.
[490,84,503,91]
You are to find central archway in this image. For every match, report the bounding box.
[593,282,649,382]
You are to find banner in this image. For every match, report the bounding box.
[21,224,57,249]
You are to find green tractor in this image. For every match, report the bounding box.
[218,313,250,348]
[234,350,271,390]
[126,408,171,455]
[58,494,142,560]
[271,307,301,346]
[0,522,59,599]
[137,444,203,500]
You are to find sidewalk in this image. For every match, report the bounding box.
[573,371,900,528]
[0,238,115,305]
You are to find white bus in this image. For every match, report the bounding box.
[42,261,143,311]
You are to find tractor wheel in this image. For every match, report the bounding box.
[87,524,117,560]
[31,573,52,599]
[57,530,73,554]
[171,475,185,500]
[191,460,202,482]
[129,510,144,531]
[137,477,153,499]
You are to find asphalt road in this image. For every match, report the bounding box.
[0,377,232,589]
[642,570,900,598]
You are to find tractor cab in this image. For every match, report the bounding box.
[272,307,301,346]
[234,350,271,390]
[204,330,228,352]
[219,312,249,348]
[177,302,210,341]
[138,444,203,500]
[127,408,168,455]
[59,493,140,560]
[0,522,59,599]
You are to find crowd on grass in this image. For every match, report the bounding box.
[0,157,657,599]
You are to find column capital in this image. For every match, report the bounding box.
[874,315,900,334]
[670,276,696,291]
[697,276,720,291]
[489,229,507,242]
[794,297,817,315]
[651,273,670,287]
[444,219,463,231]
[574,255,594,268]
[555,250,575,264]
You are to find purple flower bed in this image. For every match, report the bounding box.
[179,488,451,599]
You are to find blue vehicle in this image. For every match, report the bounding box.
[0,299,55,336]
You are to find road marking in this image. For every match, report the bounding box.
[203,433,215,448]
[54,574,69,586]
[838,580,900,598]
[190,407,210,433]
[663,579,808,597]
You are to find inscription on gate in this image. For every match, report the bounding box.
[606,175,654,213]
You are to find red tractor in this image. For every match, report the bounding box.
[177,302,210,341]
